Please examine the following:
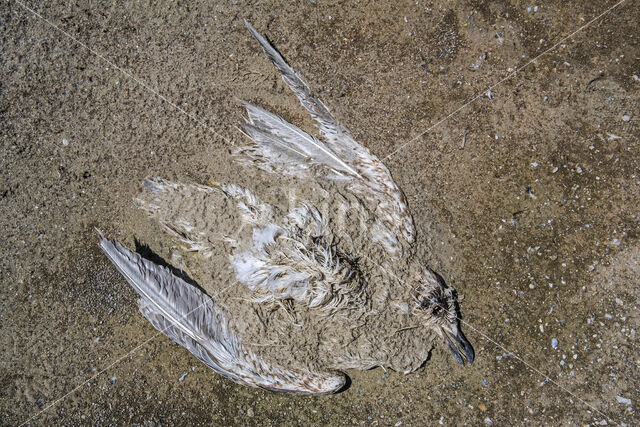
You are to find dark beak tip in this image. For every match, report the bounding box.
[444,329,475,366]
[466,347,475,365]
[461,340,475,366]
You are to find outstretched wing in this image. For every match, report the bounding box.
[99,235,346,394]
[240,21,415,256]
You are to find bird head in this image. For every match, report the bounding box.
[412,269,474,366]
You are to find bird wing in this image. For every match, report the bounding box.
[239,21,415,256]
[99,235,346,394]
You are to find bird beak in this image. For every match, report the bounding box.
[442,326,474,366]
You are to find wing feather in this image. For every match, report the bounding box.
[243,20,359,159]
[242,21,415,254]
[99,236,346,394]
[243,102,363,179]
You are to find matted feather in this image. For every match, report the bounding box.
[243,102,362,179]
[231,204,361,310]
[134,178,221,256]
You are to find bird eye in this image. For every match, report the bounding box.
[429,295,445,315]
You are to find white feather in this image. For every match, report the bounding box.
[221,183,276,226]
[241,102,362,179]
[243,20,361,161]
[231,204,360,310]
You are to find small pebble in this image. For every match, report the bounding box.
[247,407,254,417]
[484,417,493,425]
[622,115,631,122]
[616,396,632,405]
[551,338,559,349]
[62,138,69,146]
[178,372,188,382]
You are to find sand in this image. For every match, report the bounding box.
[1,0,639,424]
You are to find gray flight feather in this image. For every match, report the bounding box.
[241,21,416,253]
[98,236,346,394]
[241,102,362,179]
[243,20,360,160]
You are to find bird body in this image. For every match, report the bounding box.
[99,21,473,395]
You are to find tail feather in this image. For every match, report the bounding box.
[99,236,346,394]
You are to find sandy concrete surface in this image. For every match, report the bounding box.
[1,0,639,424]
